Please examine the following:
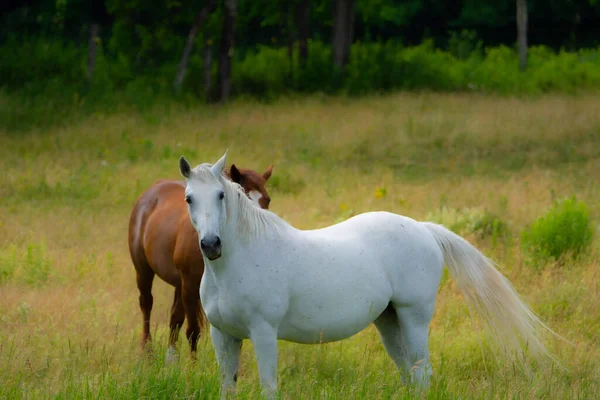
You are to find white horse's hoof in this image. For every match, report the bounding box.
[165,346,178,364]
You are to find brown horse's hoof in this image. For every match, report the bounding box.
[140,339,154,358]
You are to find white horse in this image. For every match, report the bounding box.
[179,151,557,398]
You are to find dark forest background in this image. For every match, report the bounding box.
[2,0,600,124]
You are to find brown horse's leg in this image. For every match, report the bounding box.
[166,285,185,362]
[136,269,155,351]
[182,277,204,357]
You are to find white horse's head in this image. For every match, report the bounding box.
[179,150,229,261]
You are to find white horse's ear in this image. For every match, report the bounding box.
[179,156,192,178]
[211,149,228,177]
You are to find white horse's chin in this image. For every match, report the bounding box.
[206,252,222,261]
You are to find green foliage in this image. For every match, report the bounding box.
[0,245,17,284]
[448,29,483,60]
[356,0,424,28]
[295,41,337,93]
[471,210,509,241]
[2,33,600,131]
[344,41,403,94]
[233,46,290,98]
[3,38,600,124]
[268,170,306,196]
[22,243,53,286]
[426,206,509,241]
[521,197,594,262]
[0,38,84,89]
[0,243,53,286]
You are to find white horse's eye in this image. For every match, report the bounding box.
[185,195,192,204]
[219,191,225,200]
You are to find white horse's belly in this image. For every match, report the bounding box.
[277,294,390,343]
[277,255,394,344]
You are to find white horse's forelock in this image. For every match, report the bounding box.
[189,163,215,178]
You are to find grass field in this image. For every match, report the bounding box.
[1,92,599,399]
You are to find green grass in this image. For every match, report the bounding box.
[521,197,594,264]
[1,92,599,399]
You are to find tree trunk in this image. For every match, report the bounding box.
[87,23,99,81]
[286,2,295,82]
[216,0,237,102]
[203,39,213,100]
[332,0,355,68]
[174,0,216,91]
[296,0,310,68]
[346,0,355,51]
[516,0,528,72]
[332,0,347,68]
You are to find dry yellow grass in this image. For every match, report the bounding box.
[1,92,599,398]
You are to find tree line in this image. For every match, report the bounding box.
[2,0,600,102]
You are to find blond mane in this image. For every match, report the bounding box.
[191,164,289,239]
[222,178,290,239]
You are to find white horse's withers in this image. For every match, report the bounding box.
[179,151,558,398]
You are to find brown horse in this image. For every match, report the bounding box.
[128,163,273,360]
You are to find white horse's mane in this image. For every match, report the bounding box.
[191,164,290,239]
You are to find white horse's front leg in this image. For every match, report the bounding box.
[250,323,279,398]
[210,324,242,399]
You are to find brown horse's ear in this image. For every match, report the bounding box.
[230,164,243,184]
[179,156,192,178]
[263,165,274,181]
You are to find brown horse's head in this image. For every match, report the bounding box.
[227,164,273,209]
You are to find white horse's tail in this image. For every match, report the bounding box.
[423,222,560,367]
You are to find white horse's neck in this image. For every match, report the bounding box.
[222,179,291,242]
[203,180,292,274]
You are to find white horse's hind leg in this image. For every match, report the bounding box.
[396,305,434,386]
[374,304,434,386]
[374,305,407,377]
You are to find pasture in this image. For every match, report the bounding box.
[1,92,599,399]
